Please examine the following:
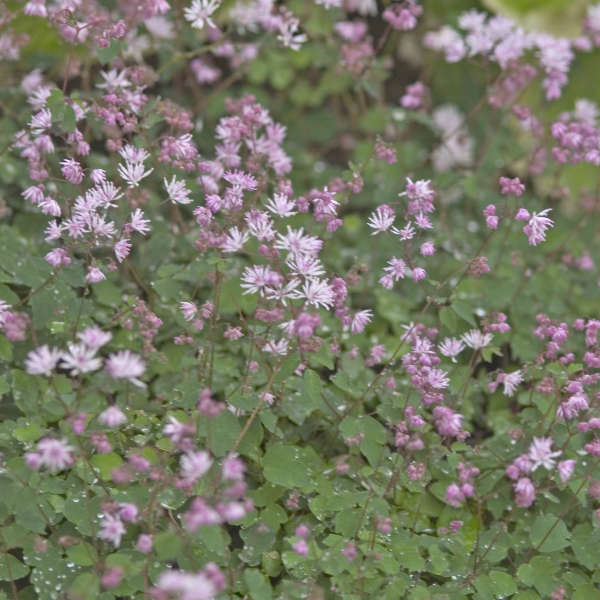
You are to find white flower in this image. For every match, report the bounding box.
[119,145,151,163]
[264,279,301,305]
[292,279,335,309]
[461,329,493,350]
[105,351,146,387]
[60,343,102,375]
[25,345,61,376]
[99,514,126,547]
[265,193,296,218]
[438,337,465,362]
[184,0,220,30]
[180,451,213,482]
[502,370,523,397]
[97,69,130,90]
[164,176,193,204]
[367,206,395,234]
[221,226,249,253]
[274,226,323,257]
[37,438,74,472]
[77,326,112,349]
[241,265,279,296]
[98,406,127,428]
[263,339,289,355]
[286,254,325,279]
[528,437,561,471]
[118,161,154,188]
[316,0,342,8]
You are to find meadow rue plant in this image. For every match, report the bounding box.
[1,0,600,598]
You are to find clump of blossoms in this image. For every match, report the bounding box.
[3,0,600,598]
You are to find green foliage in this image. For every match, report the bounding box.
[1,0,600,598]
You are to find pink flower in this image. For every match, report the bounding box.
[350,310,372,334]
[25,345,61,375]
[45,248,71,267]
[342,541,357,562]
[86,266,106,283]
[514,477,536,507]
[438,337,465,362]
[367,205,395,234]
[180,451,213,483]
[164,175,193,204]
[105,351,146,386]
[99,514,126,547]
[114,239,131,262]
[222,456,245,481]
[180,301,198,321]
[528,437,561,471]
[499,176,525,196]
[420,241,435,255]
[119,503,138,523]
[60,343,102,375]
[36,438,74,472]
[127,209,151,235]
[77,326,112,349]
[501,370,523,397]
[156,569,219,600]
[445,483,465,507]
[522,209,554,246]
[184,0,220,30]
[557,459,575,483]
[136,534,153,553]
[60,158,84,185]
[293,539,308,556]
[99,406,127,428]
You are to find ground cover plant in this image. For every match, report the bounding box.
[1,0,600,598]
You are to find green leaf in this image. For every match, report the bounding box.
[450,301,476,326]
[67,542,97,567]
[97,40,123,64]
[0,554,29,581]
[209,410,241,457]
[529,514,570,553]
[571,525,600,570]
[0,335,12,361]
[244,568,272,599]
[263,444,323,492]
[154,531,184,561]
[392,540,425,572]
[70,572,100,600]
[439,307,458,332]
[62,105,76,132]
[30,554,75,599]
[304,369,321,405]
[489,570,517,597]
[517,556,558,595]
[573,584,600,600]
[13,423,43,442]
[90,452,123,480]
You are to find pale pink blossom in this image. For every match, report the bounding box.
[105,351,146,386]
[99,406,127,428]
[25,345,61,376]
[36,438,74,472]
[528,437,561,471]
[99,514,126,548]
